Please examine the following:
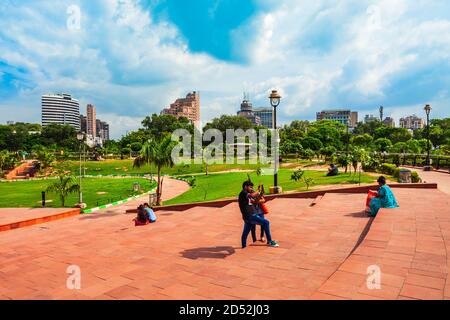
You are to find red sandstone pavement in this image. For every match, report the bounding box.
[0,178,189,232]
[0,208,79,227]
[413,170,450,195]
[0,182,449,300]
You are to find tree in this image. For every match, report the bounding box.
[133,136,177,205]
[203,115,254,133]
[41,124,78,150]
[319,146,337,161]
[46,175,80,207]
[290,168,314,190]
[142,114,194,139]
[353,120,384,136]
[301,136,323,152]
[374,138,393,152]
[0,150,19,175]
[290,169,305,183]
[337,153,350,173]
[34,146,56,170]
[351,134,373,148]
[405,139,421,154]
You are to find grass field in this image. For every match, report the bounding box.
[59,159,314,176]
[0,177,155,209]
[165,169,377,205]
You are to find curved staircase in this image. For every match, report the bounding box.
[5,160,38,180]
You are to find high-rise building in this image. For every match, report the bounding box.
[96,119,110,141]
[237,99,261,126]
[254,107,273,128]
[364,114,378,123]
[383,117,395,128]
[80,115,87,133]
[161,91,200,128]
[399,115,424,130]
[316,110,358,128]
[87,104,96,137]
[41,93,80,130]
[101,122,110,141]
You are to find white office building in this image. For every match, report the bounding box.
[41,93,80,130]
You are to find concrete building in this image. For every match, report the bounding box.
[237,99,261,126]
[364,114,378,123]
[316,110,358,128]
[399,115,424,130]
[96,119,110,141]
[161,91,200,128]
[41,93,80,130]
[383,117,395,127]
[87,104,96,137]
[254,107,273,128]
[80,115,87,133]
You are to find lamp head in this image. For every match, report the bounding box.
[424,104,431,116]
[269,90,281,107]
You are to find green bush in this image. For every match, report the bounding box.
[392,167,401,179]
[379,163,397,176]
[411,171,421,183]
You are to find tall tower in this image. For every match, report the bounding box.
[87,104,96,137]
[379,106,384,122]
[41,93,80,130]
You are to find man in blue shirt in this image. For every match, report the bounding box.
[143,203,157,223]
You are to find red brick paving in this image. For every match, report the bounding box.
[0,208,80,232]
[0,180,449,300]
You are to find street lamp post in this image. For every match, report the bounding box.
[76,132,86,208]
[424,104,432,172]
[269,90,281,194]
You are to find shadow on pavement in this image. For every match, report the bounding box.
[79,212,122,220]
[181,246,236,260]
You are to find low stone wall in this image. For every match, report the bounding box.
[125,183,438,214]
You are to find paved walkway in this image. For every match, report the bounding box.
[0,184,449,300]
[315,188,450,300]
[113,177,190,212]
[0,208,78,227]
[413,170,450,195]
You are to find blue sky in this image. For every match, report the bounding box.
[1,0,450,139]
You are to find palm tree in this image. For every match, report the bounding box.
[46,175,80,207]
[133,136,176,205]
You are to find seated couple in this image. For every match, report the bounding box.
[239,181,279,248]
[134,203,157,226]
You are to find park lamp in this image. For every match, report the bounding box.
[424,104,431,116]
[77,132,84,141]
[269,90,281,108]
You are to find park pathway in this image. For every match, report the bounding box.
[111,177,190,212]
[412,170,450,195]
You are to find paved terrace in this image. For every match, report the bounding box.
[0,181,449,300]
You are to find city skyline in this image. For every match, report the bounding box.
[1,1,450,139]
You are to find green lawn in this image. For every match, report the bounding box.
[165,169,377,205]
[0,177,155,209]
[58,159,315,177]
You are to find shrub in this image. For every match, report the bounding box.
[411,171,422,183]
[379,163,397,176]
